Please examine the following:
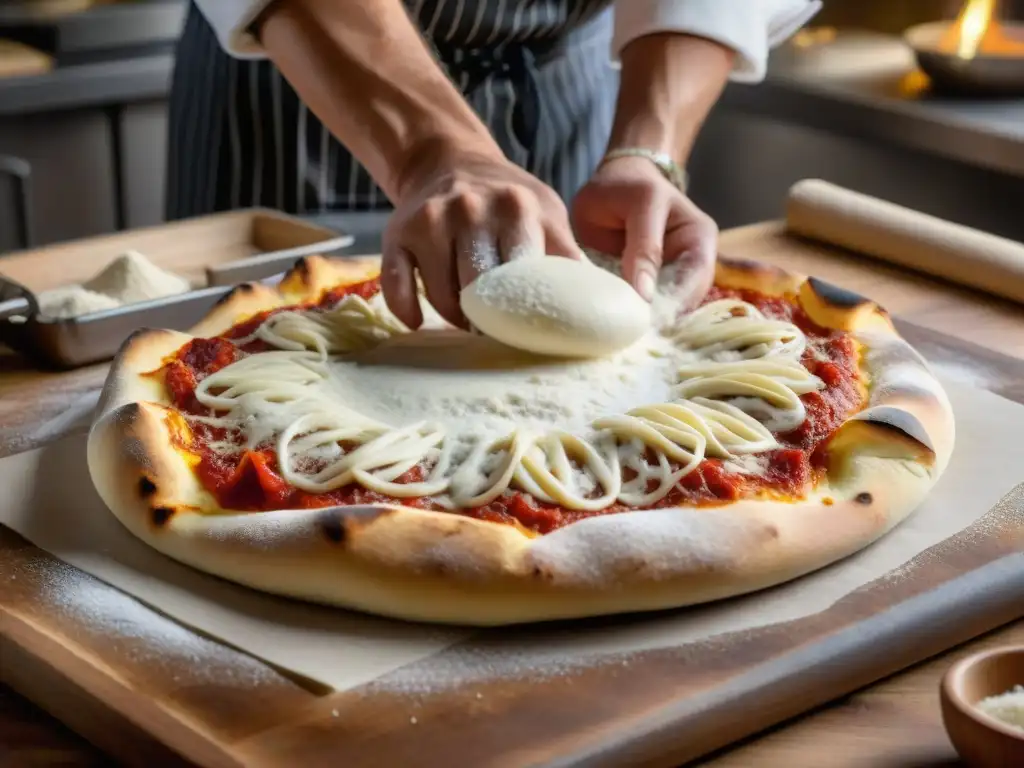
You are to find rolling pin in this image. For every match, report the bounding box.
[785,179,1024,304]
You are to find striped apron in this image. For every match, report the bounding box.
[166,0,618,221]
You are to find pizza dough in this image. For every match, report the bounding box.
[87,254,955,626]
[459,255,651,358]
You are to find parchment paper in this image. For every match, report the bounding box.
[1,379,1021,690]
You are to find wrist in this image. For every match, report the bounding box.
[600,149,688,191]
[390,132,505,203]
[610,33,735,165]
[607,112,678,161]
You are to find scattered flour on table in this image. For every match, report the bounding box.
[0,391,96,456]
[923,358,994,391]
[366,638,638,698]
[21,559,276,688]
[35,249,192,319]
[0,390,97,455]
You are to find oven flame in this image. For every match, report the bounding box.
[939,0,1024,59]
[954,0,997,59]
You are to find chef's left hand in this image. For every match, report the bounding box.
[572,155,717,308]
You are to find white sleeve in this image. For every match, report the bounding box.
[612,0,822,83]
[193,0,276,59]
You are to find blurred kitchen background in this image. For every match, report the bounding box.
[1,0,1023,254]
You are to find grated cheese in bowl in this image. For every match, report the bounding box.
[976,685,1024,732]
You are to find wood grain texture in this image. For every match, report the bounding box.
[0,208,338,291]
[708,222,1024,768]
[719,221,1024,358]
[1,221,1023,767]
[0,350,104,455]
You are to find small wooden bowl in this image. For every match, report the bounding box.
[941,646,1024,767]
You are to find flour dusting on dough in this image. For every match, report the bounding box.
[460,255,651,358]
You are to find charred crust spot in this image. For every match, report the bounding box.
[212,290,235,308]
[292,257,314,283]
[318,512,347,544]
[215,281,264,307]
[718,255,778,275]
[317,507,392,545]
[763,524,780,540]
[859,406,935,454]
[138,476,157,498]
[151,506,175,527]
[855,492,873,505]
[719,256,761,272]
[806,277,871,310]
[531,565,553,582]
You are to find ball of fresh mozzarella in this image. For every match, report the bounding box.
[459,255,651,358]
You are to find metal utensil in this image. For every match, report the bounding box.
[0,274,36,323]
[205,234,356,286]
[0,295,30,321]
[0,155,33,251]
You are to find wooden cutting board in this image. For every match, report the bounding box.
[3,225,1024,767]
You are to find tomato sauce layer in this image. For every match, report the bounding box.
[160,279,864,534]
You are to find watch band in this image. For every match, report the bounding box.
[601,148,688,191]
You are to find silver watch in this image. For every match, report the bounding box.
[601,148,688,191]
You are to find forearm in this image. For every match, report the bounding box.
[258,0,501,202]
[607,33,735,166]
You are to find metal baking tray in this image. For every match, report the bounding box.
[204,237,353,286]
[0,274,232,368]
[0,208,355,369]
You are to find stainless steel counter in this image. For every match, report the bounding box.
[0,53,173,115]
[0,0,183,115]
[725,32,1024,178]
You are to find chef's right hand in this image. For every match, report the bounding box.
[381,147,585,330]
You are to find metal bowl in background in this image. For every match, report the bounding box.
[905,20,1024,96]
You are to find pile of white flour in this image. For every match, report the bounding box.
[36,249,192,319]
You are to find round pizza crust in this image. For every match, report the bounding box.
[87,254,955,626]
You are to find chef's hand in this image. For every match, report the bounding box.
[572,155,717,308]
[382,148,584,330]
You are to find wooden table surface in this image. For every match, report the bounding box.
[1,220,1023,767]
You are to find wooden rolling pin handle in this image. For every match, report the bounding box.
[784,179,1024,305]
